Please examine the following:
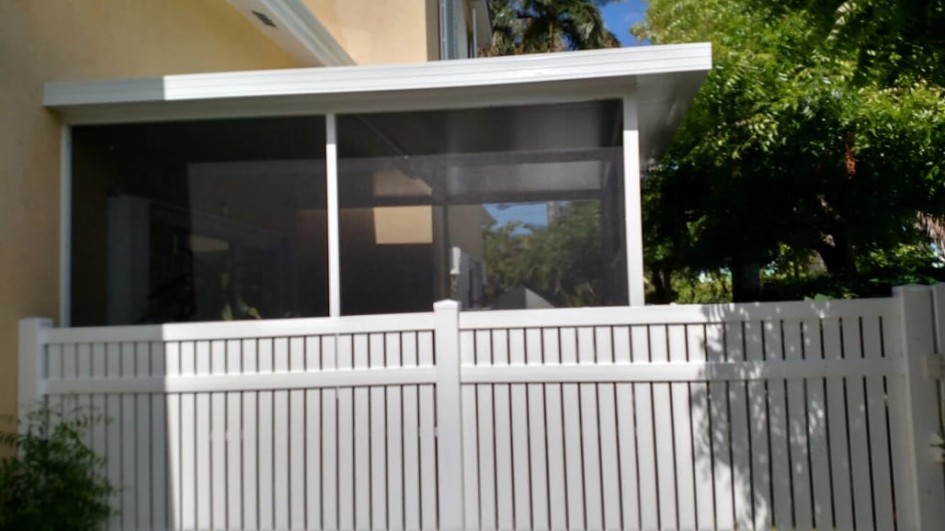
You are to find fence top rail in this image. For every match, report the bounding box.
[44,311,437,345]
[459,297,897,330]
[39,297,899,345]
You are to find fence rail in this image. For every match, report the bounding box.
[18,285,945,530]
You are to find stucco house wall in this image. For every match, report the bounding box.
[304,0,440,64]
[0,0,302,423]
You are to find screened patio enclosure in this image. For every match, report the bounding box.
[49,44,712,326]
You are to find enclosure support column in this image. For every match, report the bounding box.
[893,284,945,529]
[623,93,645,305]
[60,125,72,326]
[433,300,464,529]
[326,114,341,317]
[18,318,52,431]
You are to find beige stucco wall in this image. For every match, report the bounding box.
[305,0,440,64]
[0,0,300,424]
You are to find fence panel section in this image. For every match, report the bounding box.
[38,316,438,531]
[21,291,945,529]
[458,298,910,531]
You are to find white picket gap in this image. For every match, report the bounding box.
[17,288,945,530]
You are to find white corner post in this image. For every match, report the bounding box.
[433,299,464,530]
[623,93,645,306]
[18,318,53,430]
[59,124,72,326]
[893,284,945,529]
[326,113,341,317]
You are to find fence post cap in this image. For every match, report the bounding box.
[18,317,54,329]
[19,317,54,323]
[433,299,460,311]
[893,284,931,296]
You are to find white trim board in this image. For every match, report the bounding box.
[45,43,711,164]
[226,0,354,67]
[46,43,709,106]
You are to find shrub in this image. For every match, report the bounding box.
[0,404,116,530]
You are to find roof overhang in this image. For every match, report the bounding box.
[226,0,354,66]
[44,43,711,164]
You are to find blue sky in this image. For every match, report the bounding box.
[601,0,648,46]
[484,1,649,230]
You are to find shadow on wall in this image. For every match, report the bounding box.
[688,298,911,530]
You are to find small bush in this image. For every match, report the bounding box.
[0,404,116,531]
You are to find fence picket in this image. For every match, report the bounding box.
[526,328,550,530]
[577,327,603,530]
[613,326,640,530]
[105,343,122,531]
[509,328,531,530]
[241,340,259,530]
[353,335,371,530]
[401,333,421,531]
[784,319,813,530]
[824,317,855,529]
[592,327,620,531]
[150,341,167,531]
[491,329,515,530]
[803,318,834,530]
[475,330,496,530]
[257,339,274,531]
[863,315,895,529]
[418,332,438,530]
[843,318,876,531]
[724,321,752,530]
[560,327,586,529]
[651,324,679,530]
[460,330,480,529]
[320,336,338,531]
[688,324,716,530]
[337,335,355,531]
[386,333,404,531]
[369,333,388,531]
[289,337,306,530]
[542,328,568,531]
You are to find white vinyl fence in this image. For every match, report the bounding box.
[18,284,945,530]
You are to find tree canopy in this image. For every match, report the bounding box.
[634,0,945,301]
[483,201,607,307]
[485,0,619,55]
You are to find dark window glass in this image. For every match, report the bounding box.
[338,101,626,314]
[71,117,327,325]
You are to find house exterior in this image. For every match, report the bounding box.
[11,4,945,531]
[4,1,711,415]
[0,0,493,428]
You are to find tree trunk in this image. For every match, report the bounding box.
[649,267,675,304]
[731,262,762,302]
[814,231,856,275]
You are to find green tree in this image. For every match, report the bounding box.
[484,201,606,307]
[0,406,116,530]
[486,0,619,55]
[635,0,945,301]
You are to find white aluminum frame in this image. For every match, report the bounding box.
[59,125,72,326]
[325,114,341,317]
[623,94,645,305]
[51,44,713,323]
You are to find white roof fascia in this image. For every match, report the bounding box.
[227,0,355,67]
[45,43,710,109]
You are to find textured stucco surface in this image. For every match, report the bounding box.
[305,0,439,64]
[0,0,300,423]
